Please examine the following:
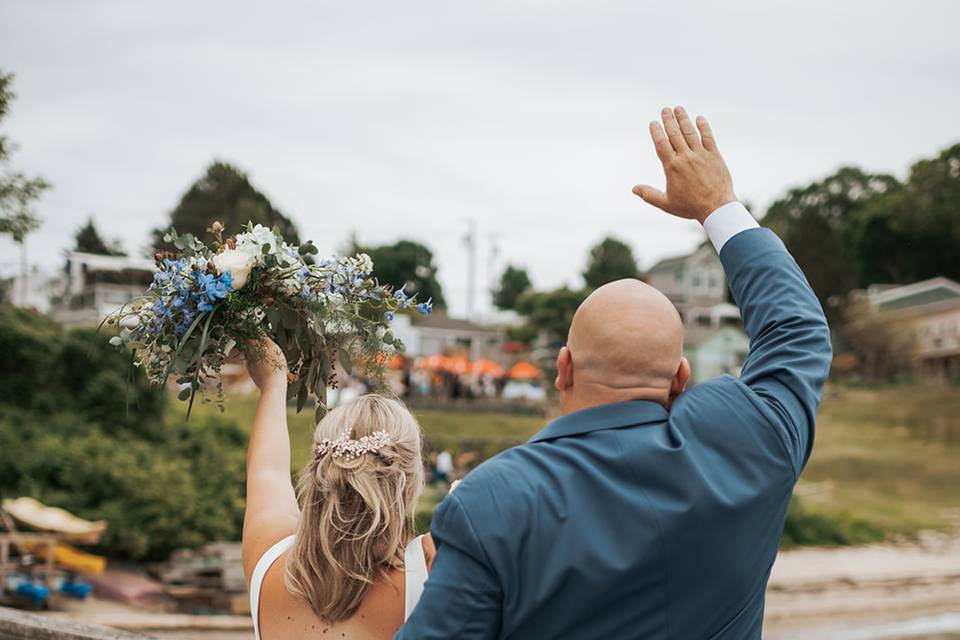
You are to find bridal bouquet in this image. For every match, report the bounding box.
[108,222,431,420]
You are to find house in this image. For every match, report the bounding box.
[646,243,747,383]
[684,325,750,384]
[866,277,960,380]
[48,251,154,327]
[389,311,504,360]
[645,242,727,322]
[5,266,56,313]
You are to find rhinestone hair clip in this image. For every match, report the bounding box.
[315,429,391,462]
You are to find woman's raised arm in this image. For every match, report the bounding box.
[241,337,300,585]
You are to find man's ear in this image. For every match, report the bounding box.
[554,346,574,392]
[668,357,691,403]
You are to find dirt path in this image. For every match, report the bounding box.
[765,533,960,637]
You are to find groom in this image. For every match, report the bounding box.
[397,107,832,639]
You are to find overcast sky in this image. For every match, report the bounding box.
[2,0,958,316]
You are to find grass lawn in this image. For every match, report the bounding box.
[799,384,960,536]
[188,382,960,540]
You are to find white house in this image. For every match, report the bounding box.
[389,312,503,360]
[48,251,155,327]
[684,325,750,384]
[646,242,727,322]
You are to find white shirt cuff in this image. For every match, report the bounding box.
[702,201,759,252]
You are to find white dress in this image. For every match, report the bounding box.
[249,534,429,640]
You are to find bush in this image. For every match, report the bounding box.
[780,496,884,548]
[0,304,247,560]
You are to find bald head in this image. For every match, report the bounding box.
[563,279,684,403]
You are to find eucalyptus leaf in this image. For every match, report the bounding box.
[177,387,191,401]
[296,383,308,413]
[338,348,353,375]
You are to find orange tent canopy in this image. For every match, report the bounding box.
[445,356,470,375]
[419,354,450,371]
[472,358,505,377]
[507,361,541,380]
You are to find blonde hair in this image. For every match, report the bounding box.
[284,394,424,622]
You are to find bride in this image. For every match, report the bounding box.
[241,338,435,639]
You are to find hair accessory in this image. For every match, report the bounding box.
[315,429,391,461]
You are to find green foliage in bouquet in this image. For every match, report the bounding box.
[110,221,431,420]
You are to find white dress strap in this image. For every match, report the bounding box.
[403,534,429,620]
[250,535,295,640]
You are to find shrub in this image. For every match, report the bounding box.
[780,495,884,548]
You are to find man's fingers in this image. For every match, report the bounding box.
[649,120,673,162]
[661,107,687,153]
[674,106,702,151]
[696,115,718,151]
[632,184,670,211]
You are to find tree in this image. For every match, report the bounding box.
[835,297,915,382]
[762,167,901,321]
[353,239,446,308]
[74,217,126,255]
[0,70,49,244]
[582,236,639,289]
[847,143,960,286]
[515,286,588,343]
[152,161,299,249]
[493,265,532,311]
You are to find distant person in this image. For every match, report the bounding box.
[435,450,454,483]
[242,344,436,640]
[396,107,832,638]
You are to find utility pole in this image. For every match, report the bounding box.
[462,219,477,318]
[487,232,502,318]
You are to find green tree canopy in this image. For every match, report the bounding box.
[493,265,532,311]
[846,143,960,286]
[762,167,901,319]
[0,70,49,244]
[153,161,300,250]
[515,286,587,343]
[353,239,446,308]
[582,236,639,289]
[74,217,126,255]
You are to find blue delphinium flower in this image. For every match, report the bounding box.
[417,299,433,317]
[384,311,395,321]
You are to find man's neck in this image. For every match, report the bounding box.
[561,384,670,416]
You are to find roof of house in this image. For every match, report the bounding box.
[66,251,155,272]
[411,312,498,334]
[646,254,688,275]
[871,277,960,312]
[646,241,715,276]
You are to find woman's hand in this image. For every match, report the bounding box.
[244,337,288,393]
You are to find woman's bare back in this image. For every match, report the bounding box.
[257,535,435,640]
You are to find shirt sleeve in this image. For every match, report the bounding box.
[702,201,759,252]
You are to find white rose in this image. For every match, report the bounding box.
[212,248,254,290]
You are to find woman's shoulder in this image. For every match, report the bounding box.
[422,532,436,570]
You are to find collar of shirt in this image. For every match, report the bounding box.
[529,399,668,443]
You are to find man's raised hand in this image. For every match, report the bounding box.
[632,106,737,223]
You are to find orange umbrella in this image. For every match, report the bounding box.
[419,354,450,371]
[472,358,505,377]
[445,356,470,375]
[507,361,541,380]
